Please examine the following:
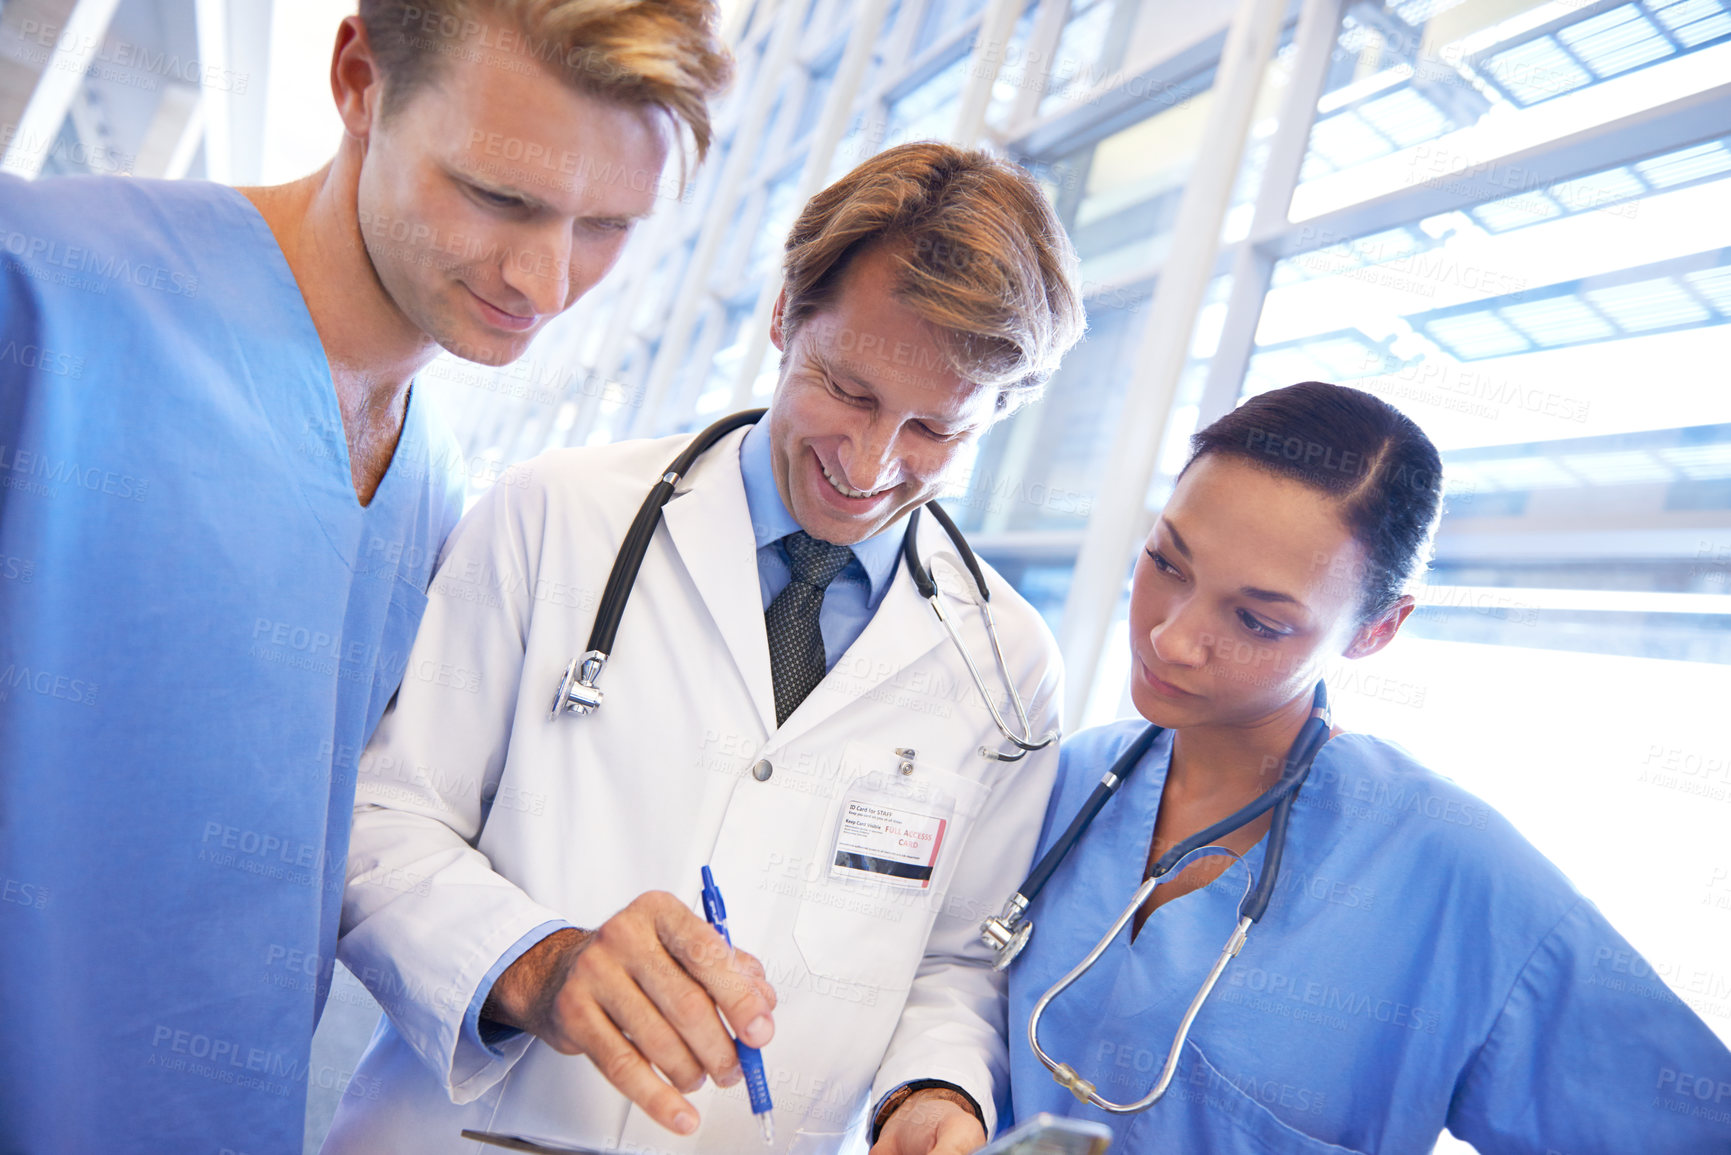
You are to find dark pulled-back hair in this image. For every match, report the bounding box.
[1185,381,1443,619]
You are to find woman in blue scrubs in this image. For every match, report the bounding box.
[1005,382,1731,1153]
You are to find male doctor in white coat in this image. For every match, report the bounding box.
[323,141,1086,1155]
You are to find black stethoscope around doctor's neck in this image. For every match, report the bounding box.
[546,407,1058,762]
[983,681,1333,1114]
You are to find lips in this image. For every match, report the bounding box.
[820,457,892,499]
[1137,654,1200,699]
[808,448,896,513]
[466,285,538,332]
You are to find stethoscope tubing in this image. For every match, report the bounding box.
[1020,682,1332,1113]
[585,408,765,662]
[551,408,1058,758]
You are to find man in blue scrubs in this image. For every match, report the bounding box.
[0,3,728,1151]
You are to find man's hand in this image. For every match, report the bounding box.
[480,891,777,1136]
[869,1088,987,1155]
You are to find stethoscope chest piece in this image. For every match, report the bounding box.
[550,651,608,719]
[982,909,1034,972]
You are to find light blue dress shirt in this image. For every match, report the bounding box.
[737,416,903,665]
[0,175,465,1153]
[464,415,910,1052]
[1006,722,1731,1153]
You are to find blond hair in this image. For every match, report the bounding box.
[358,0,733,159]
[782,142,1085,411]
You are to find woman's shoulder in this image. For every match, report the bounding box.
[1305,732,1501,832]
[1303,732,1582,914]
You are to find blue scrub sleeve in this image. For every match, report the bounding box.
[466,920,576,1054]
[1447,898,1731,1153]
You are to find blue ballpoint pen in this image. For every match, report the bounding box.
[699,866,775,1145]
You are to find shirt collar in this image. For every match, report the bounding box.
[738,418,906,600]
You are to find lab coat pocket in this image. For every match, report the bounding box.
[364,577,429,737]
[1126,1041,1367,1154]
[793,741,989,991]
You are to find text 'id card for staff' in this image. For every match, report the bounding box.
[830,800,948,889]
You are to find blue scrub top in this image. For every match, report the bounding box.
[0,175,464,1153]
[1007,722,1731,1154]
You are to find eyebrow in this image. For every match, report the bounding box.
[1161,519,1191,559]
[1159,518,1302,607]
[450,167,553,212]
[815,350,877,395]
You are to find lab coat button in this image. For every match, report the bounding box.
[752,759,774,782]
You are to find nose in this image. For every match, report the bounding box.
[1148,598,1208,669]
[497,221,572,319]
[837,416,901,492]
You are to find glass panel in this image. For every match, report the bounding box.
[916,0,989,46]
[863,0,908,92]
[1249,132,1731,671]
[793,52,841,143]
[1038,0,1121,114]
[741,163,804,288]
[1254,134,1731,453]
[882,47,975,147]
[1041,77,1217,284]
[587,346,646,446]
[696,301,759,416]
[1292,0,1731,219]
[634,243,692,333]
[948,284,1152,535]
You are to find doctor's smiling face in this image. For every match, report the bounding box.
[766,245,1001,546]
[761,142,1086,547]
[338,16,673,367]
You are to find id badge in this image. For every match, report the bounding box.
[825,747,968,891]
[829,799,949,889]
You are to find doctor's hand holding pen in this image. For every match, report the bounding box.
[478,890,778,1138]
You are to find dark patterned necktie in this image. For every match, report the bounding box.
[765,530,855,726]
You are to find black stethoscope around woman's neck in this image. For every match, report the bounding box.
[981,681,1332,1113]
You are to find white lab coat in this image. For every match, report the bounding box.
[321,426,1063,1155]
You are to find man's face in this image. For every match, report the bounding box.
[766,246,1002,546]
[354,45,670,366]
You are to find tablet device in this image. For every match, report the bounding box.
[976,1113,1113,1155]
[461,1114,1111,1155]
[460,1130,610,1153]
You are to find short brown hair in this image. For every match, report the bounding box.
[781,142,1085,411]
[358,0,733,160]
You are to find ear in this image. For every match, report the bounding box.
[1343,594,1415,660]
[769,285,788,352]
[330,16,384,143]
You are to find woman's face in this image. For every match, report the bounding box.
[1127,454,1400,730]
